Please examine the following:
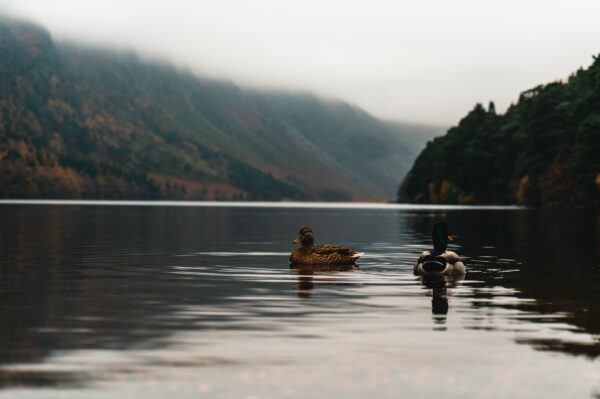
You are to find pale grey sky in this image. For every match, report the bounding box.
[1,0,599,125]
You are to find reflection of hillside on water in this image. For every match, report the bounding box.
[0,206,290,388]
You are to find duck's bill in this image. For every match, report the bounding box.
[447,235,454,241]
[352,252,365,258]
[293,238,299,244]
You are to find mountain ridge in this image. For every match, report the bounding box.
[0,17,438,201]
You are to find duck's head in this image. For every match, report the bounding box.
[432,222,453,255]
[293,226,314,247]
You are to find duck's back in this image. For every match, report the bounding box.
[414,251,465,276]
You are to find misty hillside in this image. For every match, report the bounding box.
[399,55,600,207]
[0,18,438,201]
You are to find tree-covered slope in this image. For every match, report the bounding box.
[399,56,600,207]
[0,18,433,201]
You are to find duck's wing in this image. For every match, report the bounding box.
[313,244,356,256]
[313,251,362,265]
[292,245,362,265]
[452,260,466,275]
[416,250,432,263]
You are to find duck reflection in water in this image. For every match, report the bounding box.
[420,274,465,328]
[290,264,359,298]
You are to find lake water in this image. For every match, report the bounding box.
[0,202,599,398]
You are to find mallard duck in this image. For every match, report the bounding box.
[290,226,363,265]
[414,222,466,276]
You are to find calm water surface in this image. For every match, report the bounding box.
[0,202,599,398]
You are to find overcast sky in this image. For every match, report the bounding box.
[1,0,599,125]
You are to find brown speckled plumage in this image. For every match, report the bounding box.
[290,226,362,265]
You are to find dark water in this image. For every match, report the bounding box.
[0,202,599,398]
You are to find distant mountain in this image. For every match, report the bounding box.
[399,56,600,207]
[0,18,437,201]
[383,120,445,153]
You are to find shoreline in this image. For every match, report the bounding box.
[0,199,525,210]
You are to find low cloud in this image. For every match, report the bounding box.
[1,0,599,125]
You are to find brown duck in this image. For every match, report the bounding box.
[290,226,363,265]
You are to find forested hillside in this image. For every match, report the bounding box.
[399,56,600,207]
[0,18,436,201]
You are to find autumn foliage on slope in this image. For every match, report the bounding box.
[0,18,431,201]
